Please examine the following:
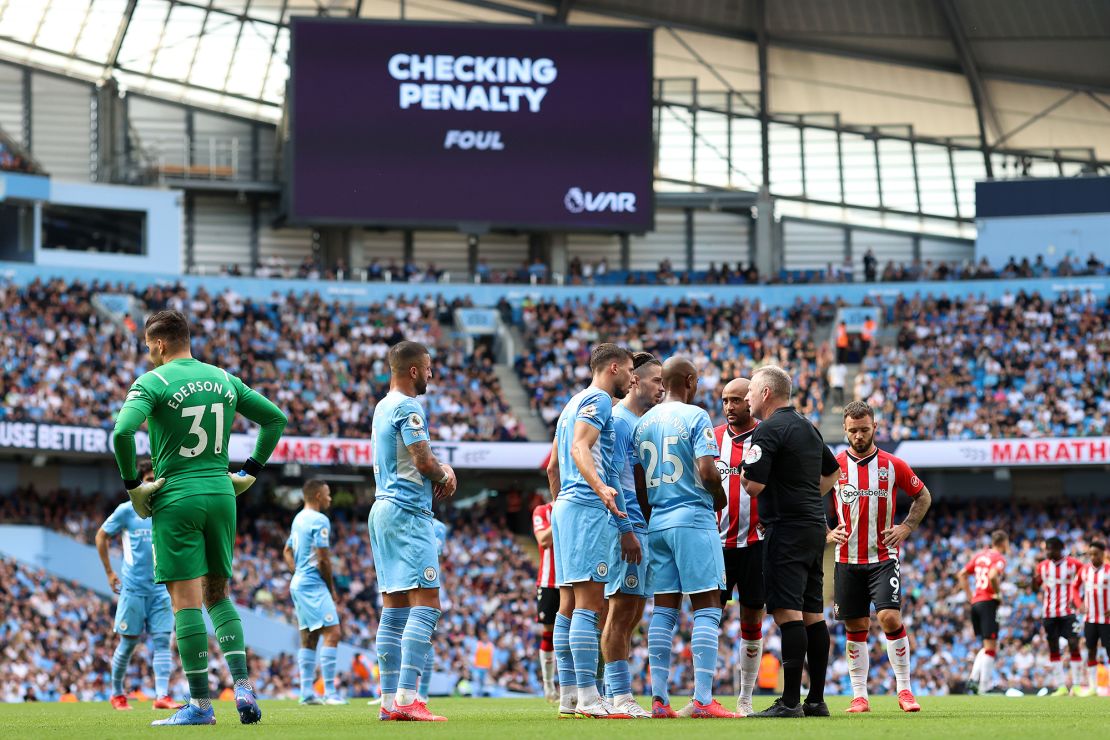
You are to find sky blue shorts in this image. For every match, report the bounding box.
[606,528,648,598]
[552,498,615,587]
[368,499,441,594]
[291,577,339,632]
[646,526,726,595]
[115,587,173,635]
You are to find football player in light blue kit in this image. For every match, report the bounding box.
[633,357,733,719]
[602,351,664,718]
[95,460,180,712]
[368,341,457,722]
[284,479,347,706]
[550,343,636,719]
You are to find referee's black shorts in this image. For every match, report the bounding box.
[721,542,766,609]
[763,523,825,614]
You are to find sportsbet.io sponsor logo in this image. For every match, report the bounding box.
[837,483,889,504]
[564,187,637,215]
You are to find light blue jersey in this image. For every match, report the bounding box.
[432,518,448,556]
[611,403,646,529]
[554,386,619,509]
[372,390,433,516]
[633,401,720,532]
[287,509,331,589]
[101,502,157,595]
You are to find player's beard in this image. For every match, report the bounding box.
[850,434,873,454]
[414,377,428,395]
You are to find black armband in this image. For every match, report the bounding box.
[123,478,142,491]
[241,457,264,476]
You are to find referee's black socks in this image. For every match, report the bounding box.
[779,620,807,707]
[805,620,831,704]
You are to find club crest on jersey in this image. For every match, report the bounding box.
[877,467,889,481]
[624,574,638,589]
[325,613,335,622]
[408,413,424,429]
[596,562,608,578]
[423,566,438,582]
[743,444,762,465]
[119,620,128,632]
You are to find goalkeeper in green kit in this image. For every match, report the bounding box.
[111,309,287,727]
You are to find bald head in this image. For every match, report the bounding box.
[662,356,699,403]
[721,377,754,432]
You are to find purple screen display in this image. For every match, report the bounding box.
[290,19,653,230]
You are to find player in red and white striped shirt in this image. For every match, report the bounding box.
[831,402,931,714]
[532,497,558,702]
[1033,536,1084,694]
[713,378,764,717]
[1079,541,1110,695]
[958,531,1010,695]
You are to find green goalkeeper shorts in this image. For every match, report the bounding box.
[151,492,236,583]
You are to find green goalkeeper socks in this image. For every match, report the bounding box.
[175,608,210,705]
[207,598,249,685]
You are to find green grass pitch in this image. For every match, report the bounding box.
[1,695,1106,738]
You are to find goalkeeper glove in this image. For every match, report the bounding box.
[124,477,165,519]
[229,457,264,496]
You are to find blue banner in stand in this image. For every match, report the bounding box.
[3,261,1107,311]
[455,308,500,335]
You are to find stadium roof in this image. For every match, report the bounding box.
[0,0,1107,148]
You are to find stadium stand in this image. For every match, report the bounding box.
[0,279,525,442]
[864,290,1110,440]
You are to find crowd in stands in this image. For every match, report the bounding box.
[5,487,1109,702]
[861,289,1109,440]
[0,278,525,442]
[515,295,838,433]
[215,253,1108,287]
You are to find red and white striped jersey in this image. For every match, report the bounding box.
[1081,563,1110,624]
[1037,557,1083,618]
[532,503,556,589]
[834,449,925,564]
[714,424,762,549]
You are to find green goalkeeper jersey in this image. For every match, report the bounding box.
[111,357,287,507]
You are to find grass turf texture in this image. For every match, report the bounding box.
[0,695,1105,738]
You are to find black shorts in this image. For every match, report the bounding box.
[763,524,825,614]
[971,600,999,640]
[1043,615,1080,646]
[536,586,558,626]
[1084,622,1110,652]
[833,560,901,620]
[721,542,766,609]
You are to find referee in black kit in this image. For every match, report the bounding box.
[739,365,841,718]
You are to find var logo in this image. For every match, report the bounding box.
[564,187,637,214]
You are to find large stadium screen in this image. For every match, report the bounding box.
[288,19,654,231]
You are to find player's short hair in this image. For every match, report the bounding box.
[751,365,792,400]
[303,479,328,501]
[990,530,1008,546]
[137,460,153,478]
[843,401,875,421]
[388,340,429,373]
[589,343,632,373]
[1045,535,1064,549]
[632,351,660,373]
[1089,540,1106,551]
[144,309,190,347]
